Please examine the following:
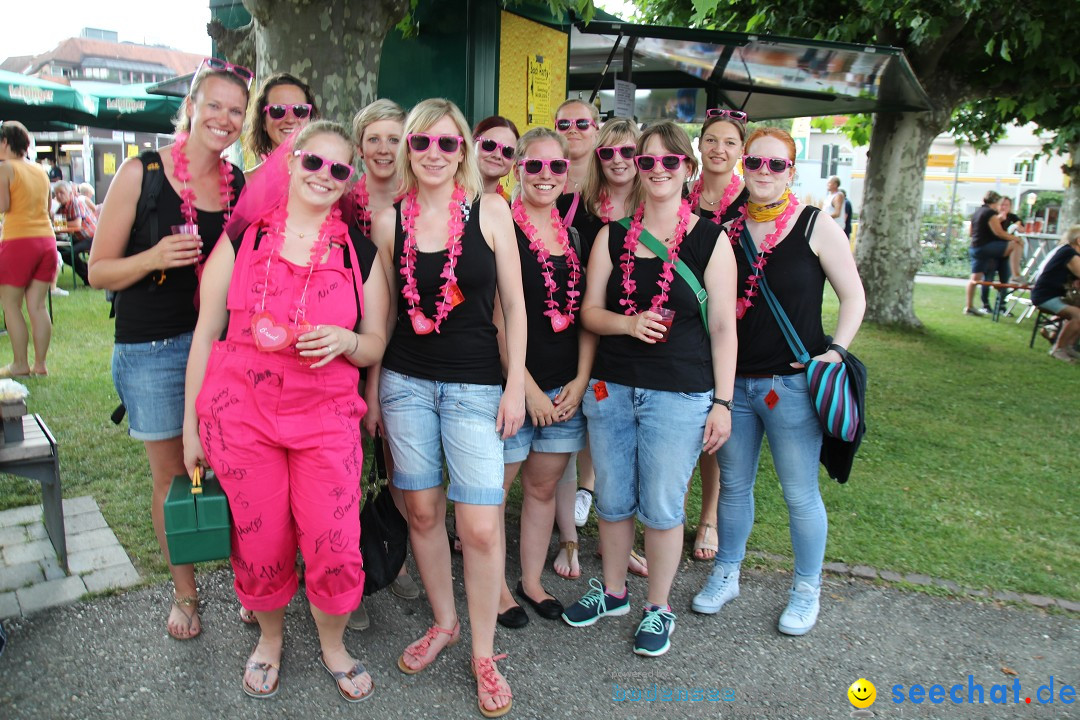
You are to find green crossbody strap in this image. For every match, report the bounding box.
[617,218,709,334]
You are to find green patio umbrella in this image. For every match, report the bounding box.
[0,70,98,126]
[73,81,183,134]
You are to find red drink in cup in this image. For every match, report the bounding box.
[653,307,675,343]
[295,322,316,367]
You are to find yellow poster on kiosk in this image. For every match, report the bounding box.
[499,11,568,133]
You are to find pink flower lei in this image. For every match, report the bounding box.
[619,199,692,315]
[598,191,615,224]
[511,197,581,332]
[351,173,371,235]
[687,174,741,223]
[726,190,800,319]
[399,184,468,335]
[171,131,235,235]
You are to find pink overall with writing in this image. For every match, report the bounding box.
[195,222,367,614]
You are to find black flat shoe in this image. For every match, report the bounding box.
[496,604,529,629]
[515,581,564,620]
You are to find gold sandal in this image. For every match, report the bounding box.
[168,595,201,640]
[554,541,580,579]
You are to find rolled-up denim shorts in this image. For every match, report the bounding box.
[112,332,192,441]
[503,386,587,464]
[582,379,710,530]
[970,240,1008,274]
[379,368,505,506]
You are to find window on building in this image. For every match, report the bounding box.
[1013,155,1036,183]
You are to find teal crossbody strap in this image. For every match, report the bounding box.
[617,218,709,334]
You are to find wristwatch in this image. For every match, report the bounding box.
[712,397,734,410]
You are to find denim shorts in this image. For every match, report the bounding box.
[379,368,506,506]
[970,240,1008,275]
[112,332,192,441]
[503,387,587,464]
[582,379,710,530]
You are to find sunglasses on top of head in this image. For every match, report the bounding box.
[264,103,312,120]
[476,136,515,160]
[407,133,464,154]
[294,150,354,182]
[556,118,598,132]
[596,144,636,162]
[742,155,795,173]
[193,57,254,91]
[706,109,749,122]
[519,158,570,175]
[634,154,685,172]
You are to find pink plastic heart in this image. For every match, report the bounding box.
[251,311,295,352]
[550,313,570,333]
[411,312,435,335]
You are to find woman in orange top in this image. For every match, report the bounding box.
[0,121,56,377]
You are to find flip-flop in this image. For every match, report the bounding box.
[167,596,201,640]
[693,523,718,561]
[628,549,649,578]
[239,605,259,625]
[321,656,374,703]
[242,657,280,699]
[553,541,580,579]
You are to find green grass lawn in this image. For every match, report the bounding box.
[2,270,1077,601]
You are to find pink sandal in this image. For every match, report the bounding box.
[397,621,460,674]
[472,654,513,718]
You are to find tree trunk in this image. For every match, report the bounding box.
[1060,139,1080,230]
[243,0,411,123]
[856,106,952,326]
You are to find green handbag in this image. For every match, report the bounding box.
[164,467,232,564]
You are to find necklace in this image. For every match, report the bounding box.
[399,184,468,335]
[351,174,371,235]
[597,192,615,224]
[618,200,692,315]
[727,189,799,319]
[511,197,581,332]
[250,204,345,352]
[167,132,235,287]
[687,174,740,223]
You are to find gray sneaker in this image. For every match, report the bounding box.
[390,573,420,600]
[691,566,740,614]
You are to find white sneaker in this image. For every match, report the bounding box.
[574,489,593,527]
[778,581,820,636]
[50,287,69,297]
[691,567,740,614]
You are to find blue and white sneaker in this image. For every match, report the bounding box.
[777,581,820,636]
[633,605,676,657]
[692,567,740,614]
[561,578,630,627]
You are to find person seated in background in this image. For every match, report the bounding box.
[1030,225,1080,364]
[964,191,1023,316]
[77,183,99,213]
[53,180,96,286]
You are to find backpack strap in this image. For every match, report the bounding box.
[109,152,165,319]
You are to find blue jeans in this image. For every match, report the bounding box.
[379,369,505,506]
[715,374,827,581]
[503,386,587,464]
[583,380,710,530]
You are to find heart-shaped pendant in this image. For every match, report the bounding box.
[251,311,295,352]
[411,312,435,335]
[735,298,750,320]
[550,313,570,333]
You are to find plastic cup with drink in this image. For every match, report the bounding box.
[652,306,675,343]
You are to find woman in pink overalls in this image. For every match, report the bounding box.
[183,121,389,702]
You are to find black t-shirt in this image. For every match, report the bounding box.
[514,223,584,390]
[114,163,245,343]
[733,207,829,375]
[1032,244,1079,306]
[382,199,502,385]
[970,205,998,248]
[592,218,721,392]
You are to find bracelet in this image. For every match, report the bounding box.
[350,333,361,356]
[712,397,733,410]
[828,343,848,360]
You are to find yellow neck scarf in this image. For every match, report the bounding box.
[747,189,792,222]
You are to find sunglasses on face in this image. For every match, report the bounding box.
[706,109,749,122]
[556,118,598,132]
[407,133,464,154]
[742,155,794,173]
[264,103,312,120]
[294,150,354,182]
[477,136,515,160]
[193,57,254,91]
[634,154,685,172]
[596,145,636,162]
[519,158,570,176]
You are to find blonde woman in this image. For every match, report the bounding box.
[370,98,525,718]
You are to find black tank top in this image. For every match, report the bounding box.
[557,192,605,264]
[382,199,502,385]
[515,224,582,391]
[734,207,828,375]
[970,205,997,248]
[592,219,720,392]
[114,163,245,343]
[695,187,749,225]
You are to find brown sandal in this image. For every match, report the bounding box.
[553,541,580,579]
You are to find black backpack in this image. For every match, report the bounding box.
[107,152,166,319]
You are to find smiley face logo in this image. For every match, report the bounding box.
[848,678,876,709]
